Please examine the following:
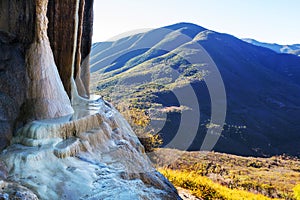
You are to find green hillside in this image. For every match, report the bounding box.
[90,22,300,157]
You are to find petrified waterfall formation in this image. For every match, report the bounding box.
[24,0,74,121]
[0,0,93,149]
[47,0,93,98]
[0,0,181,199]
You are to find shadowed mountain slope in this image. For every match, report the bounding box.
[91,22,300,157]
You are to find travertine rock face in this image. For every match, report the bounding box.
[0,159,38,199]
[47,0,79,98]
[0,181,39,200]
[80,0,94,97]
[1,100,181,199]
[0,0,36,45]
[0,0,35,150]
[0,1,181,199]
[47,0,93,98]
[0,0,93,147]
[0,33,27,150]
[23,0,74,122]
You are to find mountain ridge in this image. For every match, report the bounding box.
[242,38,300,56]
[90,22,300,157]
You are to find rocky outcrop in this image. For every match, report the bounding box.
[46,0,79,98]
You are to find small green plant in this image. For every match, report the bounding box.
[137,132,162,152]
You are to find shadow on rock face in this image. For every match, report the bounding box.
[0,32,27,151]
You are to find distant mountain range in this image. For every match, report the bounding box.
[242,38,300,56]
[90,22,300,157]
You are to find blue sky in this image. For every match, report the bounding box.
[93,0,300,44]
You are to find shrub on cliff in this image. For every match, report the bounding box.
[116,103,162,152]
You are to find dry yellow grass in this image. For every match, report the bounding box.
[159,168,275,200]
[152,148,300,199]
[294,185,300,200]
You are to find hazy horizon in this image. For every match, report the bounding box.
[93,0,300,45]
